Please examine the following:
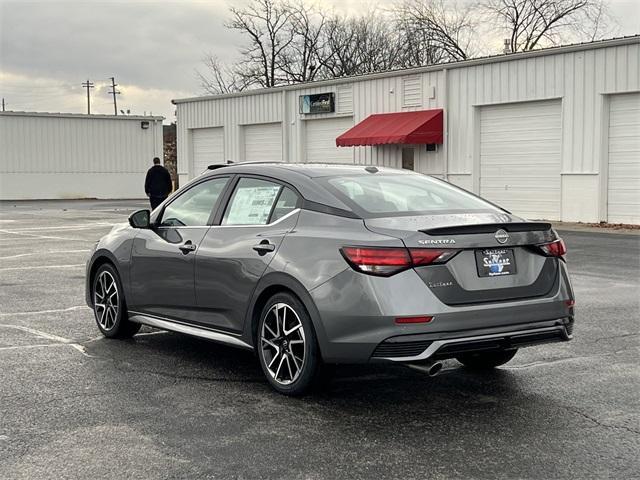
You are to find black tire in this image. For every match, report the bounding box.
[456,349,518,370]
[257,292,322,396]
[91,263,141,339]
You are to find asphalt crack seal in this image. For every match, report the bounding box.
[562,405,640,435]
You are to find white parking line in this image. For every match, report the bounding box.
[0,229,87,241]
[0,324,74,343]
[0,324,93,357]
[0,249,90,260]
[137,330,168,336]
[0,237,62,241]
[0,305,89,317]
[0,264,84,272]
[0,343,68,352]
[81,330,168,345]
[2,223,115,232]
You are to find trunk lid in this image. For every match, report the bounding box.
[365,213,559,305]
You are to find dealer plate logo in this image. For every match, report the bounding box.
[494,229,509,244]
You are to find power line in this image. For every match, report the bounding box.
[81,79,94,114]
[107,76,121,115]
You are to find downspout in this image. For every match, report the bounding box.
[442,67,448,182]
[154,119,159,159]
[282,89,289,163]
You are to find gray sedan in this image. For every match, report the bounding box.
[85,163,575,395]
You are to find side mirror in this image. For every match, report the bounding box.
[128,209,151,229]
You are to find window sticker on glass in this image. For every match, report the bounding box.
[225,185,281,225]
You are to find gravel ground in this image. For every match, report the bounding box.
[0,200,638,479]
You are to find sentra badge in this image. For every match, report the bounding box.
[418,239,456,245]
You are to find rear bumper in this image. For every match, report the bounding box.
[370,318,573,362]
[309,262,574,363]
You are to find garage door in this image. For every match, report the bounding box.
[244,123,282,162]
[608,93,640,224]
[305,117,354,163]
[480,100,562,220]
[192,127,224,176]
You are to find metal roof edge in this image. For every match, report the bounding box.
[0,111,165,121]
[172,35,640,105]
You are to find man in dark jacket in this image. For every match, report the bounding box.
[144,157,173,209]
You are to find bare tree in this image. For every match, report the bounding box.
[226,0,296,88]
[279,2,327,83]
[353,14,406,73]
[393,0,477,65]
[483,0,617,52]
[573,0,619,41]
[317,15,362,78]
[197,0,622,94]
[197,55,248,95]
[319,13,405,77]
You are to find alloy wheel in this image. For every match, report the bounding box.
[260,303,306,385]
[94,270,119,331]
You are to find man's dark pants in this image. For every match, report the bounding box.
[150,196,167,210]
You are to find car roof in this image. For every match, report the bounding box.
[194,163,412,214]
[202,162,409,178]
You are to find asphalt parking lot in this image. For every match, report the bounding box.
[1,200,638,479]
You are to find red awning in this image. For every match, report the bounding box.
[336,109,443,147]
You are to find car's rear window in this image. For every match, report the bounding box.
[324,173,502,216]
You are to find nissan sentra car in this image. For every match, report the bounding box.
[86,163,575,395]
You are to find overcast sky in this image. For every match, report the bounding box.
[1,0,638,122]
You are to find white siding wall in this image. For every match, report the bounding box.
[450,42,639,223]
[0,113,163,200]
[175,37,640,223]
[176,92,282,185]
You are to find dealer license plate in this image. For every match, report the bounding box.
[475,248,517,277]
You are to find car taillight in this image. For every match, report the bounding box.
[409,248,459,266]
[340,246,457,276]
[538,239,567,257]
[340,247,411,276]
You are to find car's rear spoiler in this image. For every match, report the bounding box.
[420,222,552,236]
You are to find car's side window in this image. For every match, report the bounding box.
[222,178,283,226]
[270,187,300,222]
[160,177,228,227]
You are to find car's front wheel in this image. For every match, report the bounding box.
[92,263,140,338]
[257,292,321,395]
[456,349,518,369]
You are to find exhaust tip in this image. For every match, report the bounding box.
[406,360,443,377]
[428,361,443,377]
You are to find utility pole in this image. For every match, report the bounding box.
[81,79,94,114]
[1,98,5,112]
[108,76,121,115]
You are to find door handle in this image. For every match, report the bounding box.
[179,241,197,254]
[253,240,276,255]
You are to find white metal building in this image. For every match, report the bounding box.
[0,111,163,200]
[173,36,640,224]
